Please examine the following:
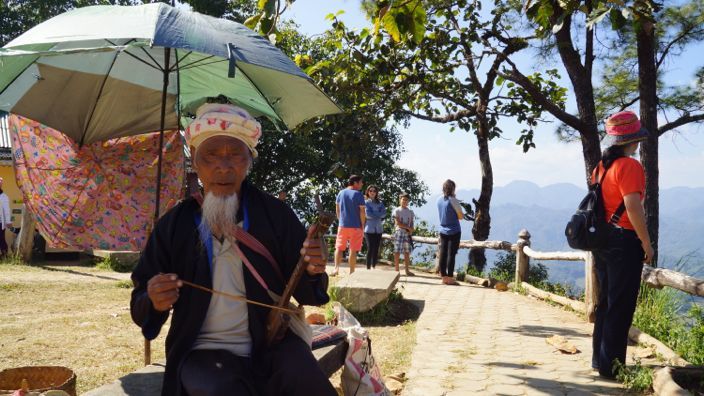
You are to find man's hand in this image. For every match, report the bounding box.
[5,223,11,230]
[642,242,655,265]
[301,226,327,276]
[147,273,182,312]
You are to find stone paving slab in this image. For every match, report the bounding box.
[396,272,632,396]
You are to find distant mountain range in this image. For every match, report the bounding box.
[414,181,704,289]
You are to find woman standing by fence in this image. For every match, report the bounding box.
[364,185,385,269]
[592,111,654,378]
[437,179,463,285]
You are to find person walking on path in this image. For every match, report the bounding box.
[0,178,12,257]
[364,185,385,270]
[393,192,415,276]
[437,180,463,285]
[333,175,366,276]
[591,110,654,379]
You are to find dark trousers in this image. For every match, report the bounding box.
[0,229,7,255]
[181,333,336,396]
[438,232,461,277]
[592,227,644,377]
[365,232,382,269]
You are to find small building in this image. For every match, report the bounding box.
[0,114,27,252]
[0,114,24,230]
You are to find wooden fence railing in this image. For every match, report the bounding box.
[343,228,704,324]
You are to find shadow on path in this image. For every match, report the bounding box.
[503,324,589,338]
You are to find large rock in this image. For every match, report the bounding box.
[334,270,400,313]
[83,363,164,396]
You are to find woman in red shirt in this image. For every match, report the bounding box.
[591,111,654,378]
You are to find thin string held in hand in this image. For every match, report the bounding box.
[179,279,297,314]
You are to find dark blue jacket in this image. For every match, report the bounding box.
[130,180,329,396]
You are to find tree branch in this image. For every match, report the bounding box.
[401,108,477,123]
[658,113,704,136]
[501,62,587,132]
[619,96,640,112]
[656,25,703,71]
[585,0,594,78]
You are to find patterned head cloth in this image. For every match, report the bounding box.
[605,111,649,146]
[185,103,262,157]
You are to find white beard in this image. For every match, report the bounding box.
[199,191,239,237]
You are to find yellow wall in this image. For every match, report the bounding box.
[0,164,24,229]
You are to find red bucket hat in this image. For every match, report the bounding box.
[605,111,649,146]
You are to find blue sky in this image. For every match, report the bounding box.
[286,1,704,192]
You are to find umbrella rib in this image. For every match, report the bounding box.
[176,55,221,71]
[139,47,165,73]
[105,39,163,72]
[79,50,121,147]
[235,66,280,117]
[0,54,42,98]
[173,50,193,71]
[179,58,227,71]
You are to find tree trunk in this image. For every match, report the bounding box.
[469,114,493,272]
[637,5,659,264]
[17,206,36,262]
[550,9,602,180]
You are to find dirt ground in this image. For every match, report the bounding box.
[0,262,166,394]
[0,262,417,394]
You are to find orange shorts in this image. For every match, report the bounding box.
[335,227,364,252]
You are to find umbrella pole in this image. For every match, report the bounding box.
[154,47,171,226]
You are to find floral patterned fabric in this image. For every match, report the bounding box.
[9,115,184,251]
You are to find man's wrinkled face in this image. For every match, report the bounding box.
[193,136,252,197]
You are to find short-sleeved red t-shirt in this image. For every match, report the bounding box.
[591,157,645,230]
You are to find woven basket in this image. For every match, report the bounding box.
[0,366,76,396]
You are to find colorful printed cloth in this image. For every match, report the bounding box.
[9,115,184,251]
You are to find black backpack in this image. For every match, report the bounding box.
[564,163,625,251]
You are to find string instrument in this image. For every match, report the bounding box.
[265,195,335,346]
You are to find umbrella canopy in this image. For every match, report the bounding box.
[0,3,340,145]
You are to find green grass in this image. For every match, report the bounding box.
[614,358,653,393]
[0,252,26,266]
[633,286,704,365]
[115,280,133,289]
[95,256,136,273]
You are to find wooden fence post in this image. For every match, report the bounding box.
[584,252,599,323]
[514,229,531,285]
[17,205,36,262]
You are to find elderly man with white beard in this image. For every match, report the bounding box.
[130,103,336,396]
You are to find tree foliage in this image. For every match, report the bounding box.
[248,24,427,219]
[323,0,564,270]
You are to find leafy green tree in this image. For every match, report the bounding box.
[489,251,548,285]
[501,0,704,262]
[248,24,428,220]
[322,0,563,271]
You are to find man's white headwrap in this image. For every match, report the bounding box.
[185,103,262,157]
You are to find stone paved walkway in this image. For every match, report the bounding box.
[395,272,631,396]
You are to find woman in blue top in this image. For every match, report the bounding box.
[364,185,386,269]
[437,179,463,285]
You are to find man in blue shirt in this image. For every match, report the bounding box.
[333,175,366,276]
